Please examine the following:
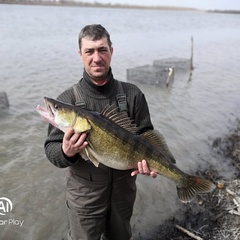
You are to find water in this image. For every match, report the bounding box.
[0,4,240,239]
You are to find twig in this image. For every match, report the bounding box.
[214,212,224,222]
[228,209,240,216]
[226,188,236,196]
[176,225,203,240]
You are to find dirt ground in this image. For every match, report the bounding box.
[148,119,240,240]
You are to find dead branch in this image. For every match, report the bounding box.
[175,225,203,240]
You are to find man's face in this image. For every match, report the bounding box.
[79,37,113,84]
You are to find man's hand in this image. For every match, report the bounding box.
[131,160,157,178]
[62,128,88,157]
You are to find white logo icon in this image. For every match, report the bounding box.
[0,197,13,215]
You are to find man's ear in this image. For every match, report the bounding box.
[78,49,83,62]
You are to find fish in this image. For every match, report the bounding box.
[36,97,216,203]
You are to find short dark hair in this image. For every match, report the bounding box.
[78,24,112,50]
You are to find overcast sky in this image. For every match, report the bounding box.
[89,0,240,10]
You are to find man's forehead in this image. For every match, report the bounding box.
[81,37,109,49]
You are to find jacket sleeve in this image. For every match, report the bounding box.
[134,92,154,134]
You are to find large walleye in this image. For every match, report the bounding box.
[36,97,215,203]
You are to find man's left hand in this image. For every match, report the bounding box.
[131,160,157,178]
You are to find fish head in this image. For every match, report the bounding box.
[44,97,77,130]
[36,97,91,133]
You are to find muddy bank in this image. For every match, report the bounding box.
[143,119,240,240]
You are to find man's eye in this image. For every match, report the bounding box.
[85,50,93,54]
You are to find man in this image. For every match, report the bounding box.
[44,24,156,240]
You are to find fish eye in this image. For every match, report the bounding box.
[54,104,59,109]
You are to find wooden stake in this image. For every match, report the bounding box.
[190,36,194,70]
[176,224,203,240]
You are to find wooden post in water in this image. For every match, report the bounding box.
[0,92,9,109]
[166,67,174,87]
[190,36,194,71]
[188,36,194,82]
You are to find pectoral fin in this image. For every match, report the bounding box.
[74,116,91,133]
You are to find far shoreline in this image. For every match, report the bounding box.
[0,0,199,11]
[1,0,240,14]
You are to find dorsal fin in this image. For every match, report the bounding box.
[101,104,138,134]
[141,130,176,163]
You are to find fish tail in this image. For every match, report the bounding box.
[177,176,216,203]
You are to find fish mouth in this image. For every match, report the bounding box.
[36,104,50,119]
[43,97,55,119]
[36,98,58,128]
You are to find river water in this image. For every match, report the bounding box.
[0,4,240,240]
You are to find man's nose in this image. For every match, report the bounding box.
[93,51,101,62]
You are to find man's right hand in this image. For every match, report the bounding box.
[62,128,88,157]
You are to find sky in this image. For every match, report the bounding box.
[87,0,240,10]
